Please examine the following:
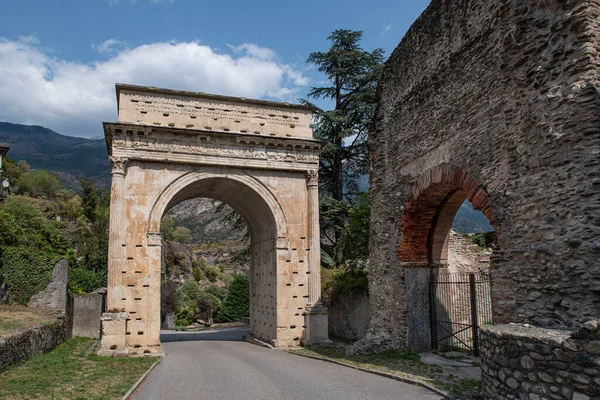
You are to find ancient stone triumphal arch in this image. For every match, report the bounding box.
[98,84,328,355]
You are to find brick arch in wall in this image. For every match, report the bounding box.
[396,163,495,267]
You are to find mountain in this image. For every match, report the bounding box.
[453,200,494,234]
[0,122,110,189]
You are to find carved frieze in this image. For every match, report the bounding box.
[110,129,320,165]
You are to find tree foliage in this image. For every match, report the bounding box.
[219,274,249,322]
[0,163,110,300]
[0,247,60,304]
[303,29,383,265]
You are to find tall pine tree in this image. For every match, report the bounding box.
[303,29,384,265]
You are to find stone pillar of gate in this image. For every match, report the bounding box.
[404,263,433,352]
[303,170,330,346]
[98,156,129,356]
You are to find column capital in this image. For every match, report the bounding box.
[306,169,318,188]
[109,156,128,176]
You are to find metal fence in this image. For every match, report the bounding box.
[429,272,492,356]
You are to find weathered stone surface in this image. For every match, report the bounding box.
[72,293,104,339]
[327,293,369,341]
[355,0,600,355]
[481,325,600,400]
[0,318,70,372]
[99,84,326,356]
[28,259,69,313]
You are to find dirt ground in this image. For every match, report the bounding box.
[0,305,59,339]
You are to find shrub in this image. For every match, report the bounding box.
[179,280,201,303]
[218,273,233,286]
[172,226,191,243]
[192,266,203,282]
[68,267,107,294]
[176,306,195,327]
[196,291,221,323]
[204,284,228,301]
[0,210,25,247]
[0,247,60,304]
[204,265,220,282]
[192,257,207,270]
[322,266,368,301]
[219,275,249,322]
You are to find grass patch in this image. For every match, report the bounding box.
[0,305,58,339]
[289,346,482,399]
[0,337,157,399]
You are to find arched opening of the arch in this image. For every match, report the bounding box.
[397,166,495,352]
[155,177,280,344]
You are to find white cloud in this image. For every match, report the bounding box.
[228,43,276,61]
[0,37,308,137]
[381,24,392,36]
[94,39,128,54]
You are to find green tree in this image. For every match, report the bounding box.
[172,226,191,243]
[81,179,98,223]
[303,29,384,265]
[340,192,370,267]
[1,157,28,188]
[16,170,61,199]
[205,284,228,301]
[161,216,176,241]
[218,274,249,322]
[204,265,220,283]
[192,266,203,282]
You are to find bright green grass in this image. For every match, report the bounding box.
[0,337,157,400]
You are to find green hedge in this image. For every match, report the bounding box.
[0,246,60,305]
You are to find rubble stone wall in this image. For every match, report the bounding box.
[481,323,600,399]
[357,0,600,354]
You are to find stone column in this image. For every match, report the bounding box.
[304,169,330,345]
[100,157,129,356]
[106,157,128,311]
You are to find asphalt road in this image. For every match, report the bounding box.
[132,327,443,400]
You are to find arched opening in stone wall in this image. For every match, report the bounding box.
[159,197,250,332]
[152,175,281,345]
[397,164,496,353]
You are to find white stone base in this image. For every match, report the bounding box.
[303,304,331,346]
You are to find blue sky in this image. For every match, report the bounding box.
[0,0,430,137]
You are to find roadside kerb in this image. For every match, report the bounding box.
[283,349,451,399]
[121,358,162,400]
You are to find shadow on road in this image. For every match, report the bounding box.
[160,326,250,343]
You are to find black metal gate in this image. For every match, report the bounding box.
[429,272,492,356]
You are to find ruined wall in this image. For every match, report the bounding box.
[481,323,600,399]
[447,231,490,274]
[327,293,370,341]
[362,0,600,353]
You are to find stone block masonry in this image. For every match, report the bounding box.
[481,322,600,399]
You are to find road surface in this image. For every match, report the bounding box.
[132,327,443,400]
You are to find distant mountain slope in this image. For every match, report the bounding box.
[453,200,494,234]
[0,122,110,188]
